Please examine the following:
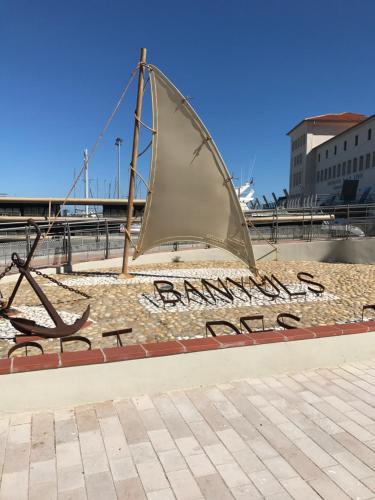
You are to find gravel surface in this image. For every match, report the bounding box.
[0,259,373,357]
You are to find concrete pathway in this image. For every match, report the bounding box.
[3,361,375,499]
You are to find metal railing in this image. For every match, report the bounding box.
[246,202,375,243]
[1,204,375,271]
[0,219,204,272]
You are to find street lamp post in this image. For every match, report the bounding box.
[84,148,89,216]
[115,137,123,199]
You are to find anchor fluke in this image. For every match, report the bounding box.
[10,305,90,338]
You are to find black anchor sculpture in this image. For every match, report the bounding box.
[5,219,90,338]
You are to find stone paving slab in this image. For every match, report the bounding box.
[3,360,375,498]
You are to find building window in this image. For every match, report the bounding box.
[318,153,320,162]
[328,167,332,179]
[366,153,371,168]
[373,152,375,167]
[355,135,359,146]
[347,159,352,173]
[344,140,347,151]
[316,172,320,183]
[368,128,372,140]
[359,156,364,170]
[332,165,336,177]
[324,168,328,180]
[337,163,341,177]
[334,145,337,155]
[325,150,328,159]
[353,158,358,172]
[342,162,346,175]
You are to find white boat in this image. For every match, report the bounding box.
[237,182,255,212]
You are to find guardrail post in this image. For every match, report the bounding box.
[270,210,275,242]
[62,224,67,260]
[346,204,350,240]
[25,225,31,256]
[275,206,278,243]
[302,205,305,240]
[105,219,109,259]
[66,223,72,271]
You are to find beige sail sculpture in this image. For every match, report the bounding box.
[134,65,256,271]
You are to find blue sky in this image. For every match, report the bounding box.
[1,0,375,200]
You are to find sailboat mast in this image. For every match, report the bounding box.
[120,47,147,277]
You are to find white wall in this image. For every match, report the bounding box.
[315,116,375,202]
[288,116,374,200]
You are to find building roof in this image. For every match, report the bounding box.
[305,112,367,122]
[311,113,375,152]
[287,112,368,135]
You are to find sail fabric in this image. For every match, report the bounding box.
[134,65,256,271]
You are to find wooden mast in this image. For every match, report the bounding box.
[120,47,147,277]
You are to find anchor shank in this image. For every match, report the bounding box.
[24,219,42,269]
[18,267,63,327]
[5,274,25,311]
[5,219,42,311]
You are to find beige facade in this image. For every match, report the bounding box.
[287,113,375,205]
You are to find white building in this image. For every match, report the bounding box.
[287,112,375,205]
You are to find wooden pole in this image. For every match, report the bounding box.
[120,47,147,277]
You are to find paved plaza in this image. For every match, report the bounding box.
[3,360,375,498]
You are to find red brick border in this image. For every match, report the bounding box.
[0,321,373,375]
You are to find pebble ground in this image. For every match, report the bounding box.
[0,260,374,358]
